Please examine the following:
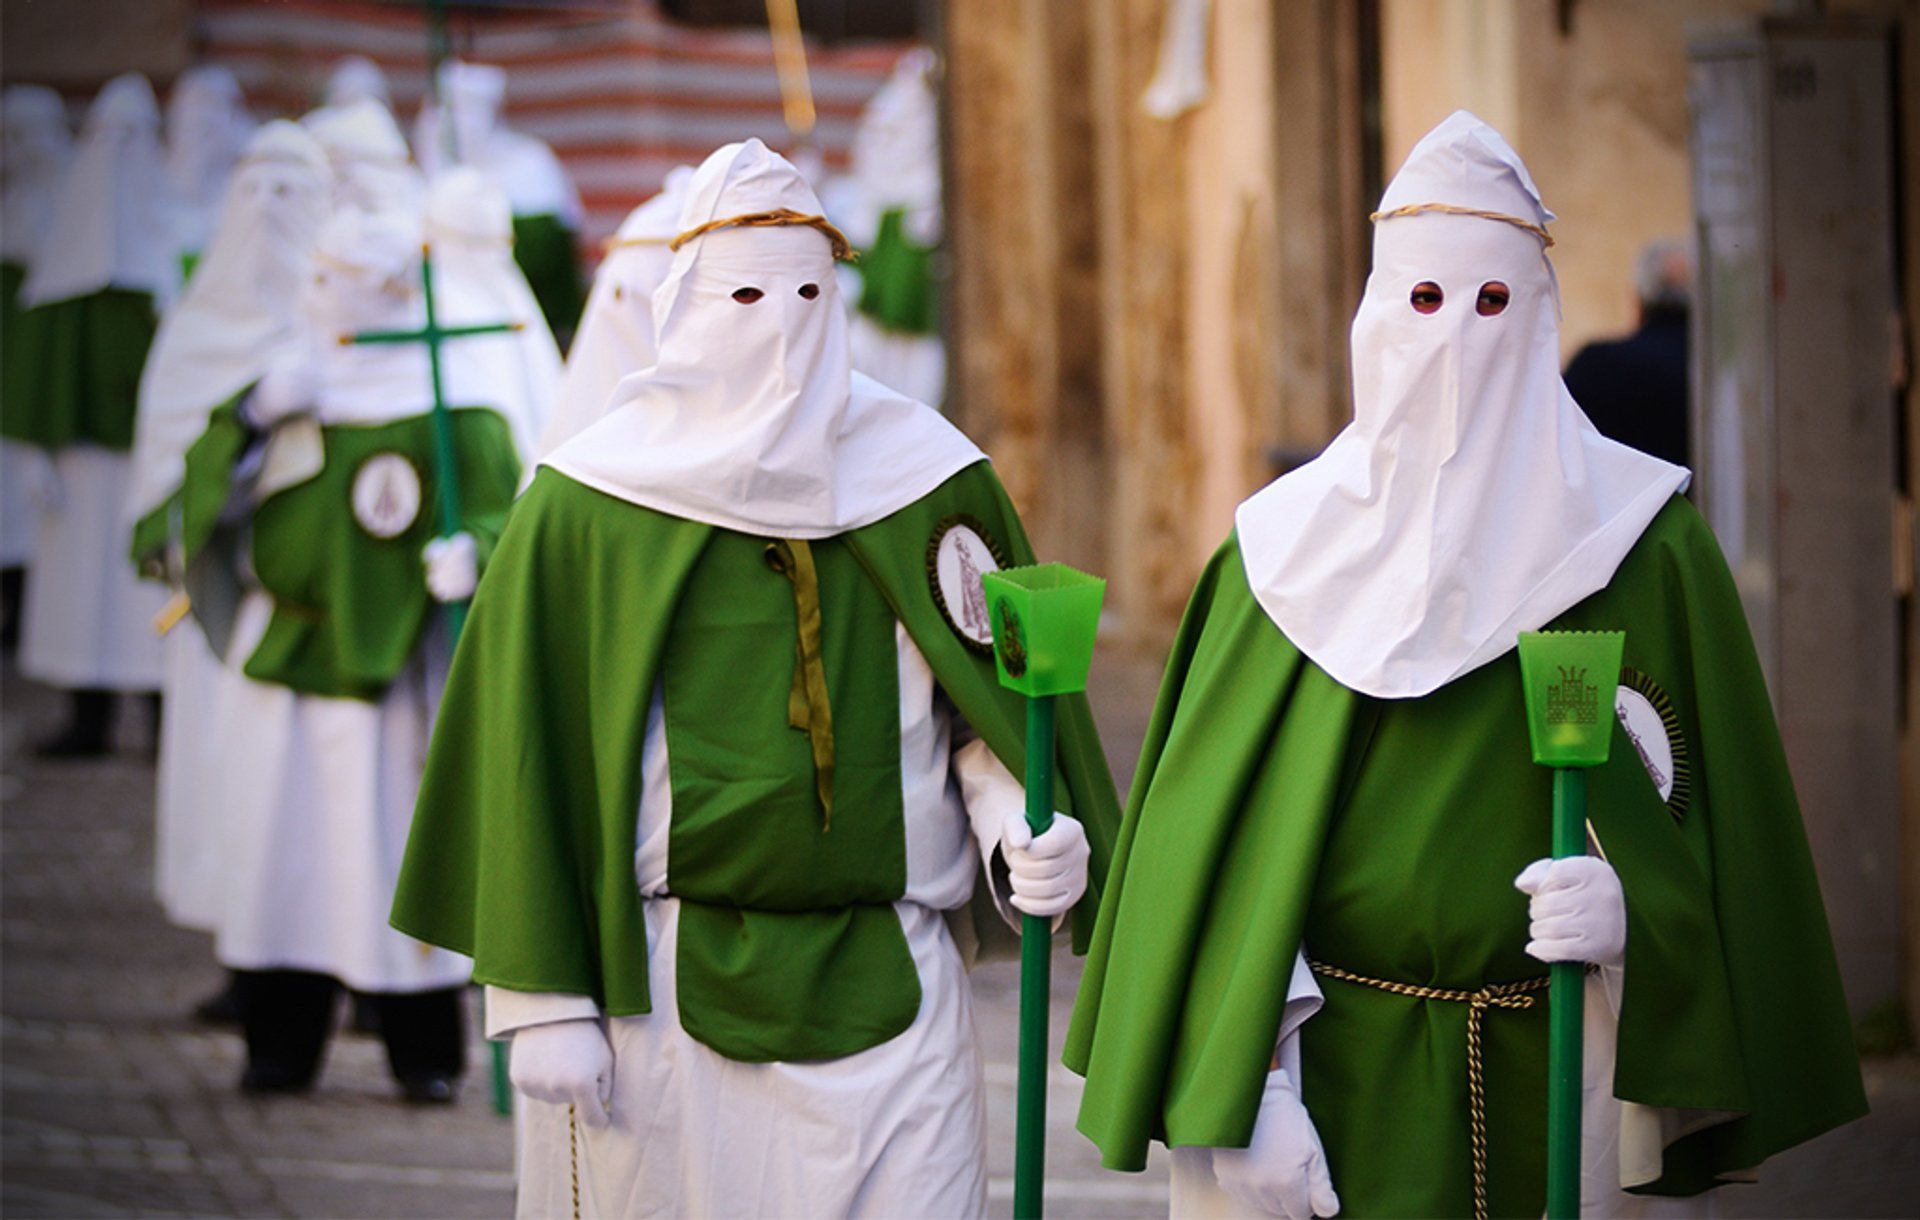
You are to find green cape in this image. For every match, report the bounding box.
[1065,496,1865,1203]
[0,288,158,452]
[392,460,1121,1022]
[856,208,938,337]
[511,213,584,340]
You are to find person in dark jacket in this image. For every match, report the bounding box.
[1564,238,1691,467]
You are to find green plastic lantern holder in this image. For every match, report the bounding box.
[1516,629,1625,1220]
[983,563,1105,1220]
[342,245,521,1117]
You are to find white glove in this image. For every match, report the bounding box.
[509,1018,614,1128]
[1212,1069,1340,1218]
[1000,810,1090,919]
[245,355,316,428]
[422,532,478,603]
[1514,856,1627,966]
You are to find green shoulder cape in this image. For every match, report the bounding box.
[511,213,584,340]
[392,460,1121,1018]
[0,288,158,452]
[1065,496,1865,1199]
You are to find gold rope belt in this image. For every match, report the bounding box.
[1307,958,1551,1220]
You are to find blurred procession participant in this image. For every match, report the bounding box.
[4,74,174,755]
[532,164,693,458]
[303,96,424,221]
[392,139,1120,1216]
[176,201,537,1101]
[322,54,392,110]
[1564,238,1693,469]
[128,120,333,943]
[0,85,72,635]
[1066,112,1865,1219]
[416,60,585,339]
[164,65,254,274]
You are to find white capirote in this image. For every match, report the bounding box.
[1234,111,1688,699]
[544,138,982,538]
[165,64,254,258]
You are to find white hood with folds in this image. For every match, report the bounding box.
[1235,111,1688,699]
[543,139,981,538]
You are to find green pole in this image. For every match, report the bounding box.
[1546,767,1586,1219]
[1014,693,1057,1220]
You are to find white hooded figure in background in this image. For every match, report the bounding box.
[414,59,585,335]
[827,48,946,408]
[127,120,333,937]
[1,85,73,574]
[302,96,424,220]
[322,54,391,110]
[533,164,693,458]
[423,167,563,456]
[164,65,255,266]
[15,73,176,750]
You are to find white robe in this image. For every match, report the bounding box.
[213,589,472,993]
[152,624,231,931]
[489,623,1028,1219]
[0,441,48,565]
[18,445,168,690]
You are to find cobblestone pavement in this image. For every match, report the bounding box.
[4,644,1916,1218]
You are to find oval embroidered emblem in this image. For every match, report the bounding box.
[927,515,1006,652]
[1615,668,1691,818]
[351,451,423,540]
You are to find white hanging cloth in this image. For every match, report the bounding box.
[542,138,982,540]
[534,165,693,458]
[21,72,178,309]
[1235,111,1688,699]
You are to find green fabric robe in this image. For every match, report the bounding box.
[856,208,938,337]
[1065,495,1865,1214]
[144,398,521,701]
[511,213,584,340]
[392,461,1121,1055]
[0,287,158,452]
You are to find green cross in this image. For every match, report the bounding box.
[339,243,520,637]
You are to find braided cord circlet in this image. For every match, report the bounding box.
[1307,958,1551,1220]
[670,208,858,262]
[1369,202,1555,248]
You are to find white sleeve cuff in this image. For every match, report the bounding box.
[483,986,602,1041]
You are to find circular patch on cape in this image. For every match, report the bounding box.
[927,515,1007,653]
[351,452,423,540]
[1616,668,1691,819]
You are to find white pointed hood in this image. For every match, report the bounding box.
[1,86,73,266]
[130,121,332,525]
[1234,111,1689,699]
[543,139,982,538]
[324,56,391,109]
[422,166,561,459]
[415,60,581,223]
[166,65,255,257]
[534,164,693,458]
[22,73,178,308]
[302,98,423,218]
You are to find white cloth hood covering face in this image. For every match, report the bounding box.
[544,139,982,538]
[130,121,332,523]
[22,73,179,308]
[302,99,423,218]
[414,60,582,223]
[422,166,561,458]
[1,86,73,265]
[296,205,539,464]
[1235,110,1689,700]
[324,56,391,109]
[534,165,693,458]
[166,66,255,257]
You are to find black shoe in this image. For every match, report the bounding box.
[35,691,116,757]
[347,991,382,1037]
[240,1063,316,1094]
[193,979,241,1027]
[399,1074,459,1105]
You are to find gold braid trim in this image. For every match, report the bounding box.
[1369,202,1555,248]
[601,234,673,253]
[1308,958,1551,1220]
[766,540,836,830]
[670,208,859,262]
[568,1103,581,1220]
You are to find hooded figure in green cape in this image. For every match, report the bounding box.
[391,138,1120,1219]
[1065,111,1865,1220]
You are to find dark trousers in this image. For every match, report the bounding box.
[232,969,466,1089]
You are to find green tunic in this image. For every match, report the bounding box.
[392,461,1122,1061]
[510,212,584,340]
[0,287,158,452]
[1065,496,1865,1214]
[856,208,938,337]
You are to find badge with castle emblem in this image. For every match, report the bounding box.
[1615,668,1691,818]
[351,451,423,540]
[927,515,1007,653]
